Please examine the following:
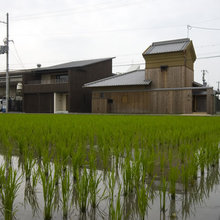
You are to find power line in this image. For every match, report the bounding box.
[187,24,220,37]
[10,42,25,69]
[114,55,220,67]
[10,24,185,38]
[197,55,220,59]
[197,43,220,48]
[11,0,144,22]
[1,53,220,71]
[114,62,145,67]
[189,25,220,31]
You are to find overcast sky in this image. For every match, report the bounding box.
[0,0,220,89]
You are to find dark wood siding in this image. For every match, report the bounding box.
[23,83,69,94]
[23,94,39,113]
[193,95,206,112]
[22,59,112,113]
[24,93,54,113]
[68,60,112,112]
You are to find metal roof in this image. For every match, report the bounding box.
[84,70,151,88]
[33,57,114,71]
[143,38,191,55]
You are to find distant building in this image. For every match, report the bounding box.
[0,57,114,113]
[0,71,23,112]
[84,38,216,114]
[0,71,22,98]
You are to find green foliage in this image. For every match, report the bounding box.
[75,167,89,213]
[109,184,123,220]
[0,165,21,220]
[61,166,71,219]
[39,164,57,220]
[137,178,154,220]
[0,114,220,219]
[89,168,107,209]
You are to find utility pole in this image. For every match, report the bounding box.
[187,25,192,38]
[217,81,220,92]
[201,70,208,87]
[0,13,9,113]
[6,13,9,113]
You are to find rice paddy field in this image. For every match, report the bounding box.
[0,114,220,220]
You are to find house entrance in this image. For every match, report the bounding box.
[54,93,68,113]
[193,95,206,112]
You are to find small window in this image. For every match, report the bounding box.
[56,74,68,83]
[108,99,113,104]
[100,93,104,98]
[160,65,168,72]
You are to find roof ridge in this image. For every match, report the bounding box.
[152,38,190,46]
[44,57,115,69]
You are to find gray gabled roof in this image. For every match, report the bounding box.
[143,38,191,55]
[84,70,151,88]
[33,57,114,71]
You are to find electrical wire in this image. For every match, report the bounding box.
[114,54,220,66]
[10,42,25,69]
[197,55,220,59]
[11,0,144,22]
[188,25,220,31]
[1,53,220,71]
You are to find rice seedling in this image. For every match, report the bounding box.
[109,184,123,220]
[0,114,220,219]
[23,151,36,181]
[0,165,21,220]
[24,168,39,216]
[53,160,62,212]
[71,144,85,181]
[137,178,154,220]
[122,156,134,196]
[75,167,89,213]
[132,151,142,192]
[89,168,107,209]
[61,166,71,219]
[146,151,155,178]
[39,163,56,220]
[159,151,166,175]
[197,148,206,176]
[101,143,110,171]
[108,168,116,202]
[169,166,178,200]
[159,176,168,213]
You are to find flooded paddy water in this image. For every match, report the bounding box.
[0,155,220,220]
[0,114,219,220]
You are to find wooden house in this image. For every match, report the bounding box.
[84,39,216,114]
[22,57,113,113]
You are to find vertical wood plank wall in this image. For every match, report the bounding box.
[92,89,193,114]
[145,66,194,89]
